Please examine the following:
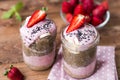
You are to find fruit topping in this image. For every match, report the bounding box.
[66,14,85,33]
[27,7,47,28]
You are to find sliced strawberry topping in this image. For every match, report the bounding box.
[66,14,85,33]
[27,9,47,28]
[66,13,73,23]
[74,4,84,15]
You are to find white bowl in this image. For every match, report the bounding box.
[60,9,110,29]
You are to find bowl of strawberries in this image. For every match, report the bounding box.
[60,0,110,29]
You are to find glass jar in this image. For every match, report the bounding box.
[61,24,100,78]
[20,18,57,71]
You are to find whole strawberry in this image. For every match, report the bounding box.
[92,16,103,26]
[83,0,94,14]
[74,4,84,15]
[66,13,73,23]
[62,1,73,14]
[4,65,24,80]
[92,0,108,19]
[69,0,79,8]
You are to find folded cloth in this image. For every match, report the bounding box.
[48,46,118,80]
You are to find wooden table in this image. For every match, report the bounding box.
[0,0,120,80]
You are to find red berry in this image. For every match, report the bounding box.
[69,0,79,7]
[83,0,94,14]
[66,13,73,23]
[4,65,24,80]
[62,1,73,14]
[66,14,85,33]
[92,5,106,19]
[74,4,84,15]
[79,0,84,3]
[92,16,103,26]
[27,9,47,28]
[101,0,109,10]
[84,14,91,23]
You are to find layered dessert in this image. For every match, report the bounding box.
[20,8,57,70]
[61,14,99,78]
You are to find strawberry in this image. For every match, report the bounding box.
[83,0,94,14]
[92,16,103,26]
[101,0,109,10]
[66,14,85,33]
[27,7,47,28]
[84,14,91,23]
[66,13,73,23]
[69,0,79,7]
[79,0,84,3]
[92,5,106,19]
[4,65,24,80]
[62,1,73,14]
[74,4,84,15]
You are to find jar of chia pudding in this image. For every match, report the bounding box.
[20,9,57,71]
[61,22,100,78]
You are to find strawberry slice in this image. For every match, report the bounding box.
[27,8,47,28]
[66,14,85,33]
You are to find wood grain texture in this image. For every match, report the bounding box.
[0,0,120,80]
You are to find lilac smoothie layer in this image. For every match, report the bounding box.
[63,59,96,78]
[23,47,55,67]
[63,24,98,51]
[20,16,56,47]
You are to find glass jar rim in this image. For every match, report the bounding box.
[61,24,100,51]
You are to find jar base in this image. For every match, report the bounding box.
[25,62,53,71]
[63,59,96,79]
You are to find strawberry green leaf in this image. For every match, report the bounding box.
[14,2,23,11]
[4,70,9,76]
[15,12,22,21]
[1,2,23,21]
[1,8,15,19]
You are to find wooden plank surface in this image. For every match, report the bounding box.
[0,0,120,80]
